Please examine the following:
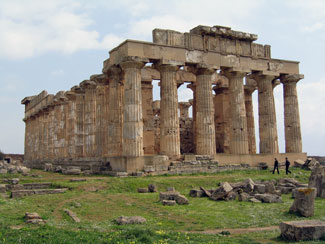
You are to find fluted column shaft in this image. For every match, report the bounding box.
[223,70,249,154]
[66,92,77,158]
[75,91,85,158]
[106,66,123,156]
[120,61,145,157]
[195,68,216,155]
[281,74,303,153]
[159,64,180,158]
[255,75,279,153]
[244,86,256,154]
[47,106,55,160]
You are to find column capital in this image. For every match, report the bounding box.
[248,71,277,82]
[120,60,145,70]
[156,63,179,73]
[280,74,304,84]
[65,91,77,100]
[106,65,122,82]
[90,74,109,85]
[80,80,97,90]
[221,68,248,79]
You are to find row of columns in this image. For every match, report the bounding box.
[24,60,303,161]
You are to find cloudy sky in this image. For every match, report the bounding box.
[0,0,324,156]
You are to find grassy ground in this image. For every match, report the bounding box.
[0,168,324,243]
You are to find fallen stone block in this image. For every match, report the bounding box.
[238,192,250,202]
[70,179,87,182]
[11,190,34,198]
[44,163,53,172]
[279,178,299,186]
[189,189,204,197]
[280,220,325,241]
[116,216,146,225]
[23,183,52,189]
[225,191,237,201]
[257,162,268,170]
[167,187,176,192]
[0,168,7,174]
[248,197,261,203]
[175,194,189,205]
[24,212,46,225]
[210,182,232,201]
[63,167,81,175]
[64,209,80,223]
[162,200,176,206]
[6,184,24,191]
[244,178,255,193]
[290,188,316,217]
[138,188,148,193]
[200,187,212,198]
[254,184,266,194]
[254,193,283,203]
[0,184,6,193]
[277,186,293,194]
[11,188,68,198]
[264,181,276,193]
[159,191,180,201]
[294,159,305,168]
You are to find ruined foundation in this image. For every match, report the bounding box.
[21,25,306,174]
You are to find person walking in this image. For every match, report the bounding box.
[273,158,279,174]
[285,157,292,175]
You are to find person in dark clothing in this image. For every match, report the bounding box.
[273,158,279,174]
[285,157,292,175]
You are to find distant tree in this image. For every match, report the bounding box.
[0,149,4,160]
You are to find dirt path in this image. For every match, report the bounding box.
[191,225,279,235]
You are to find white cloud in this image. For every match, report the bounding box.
[0,0,123,59]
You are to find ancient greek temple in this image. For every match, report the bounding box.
[21,25,306,174]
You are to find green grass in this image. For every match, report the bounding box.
[0,168,324,243]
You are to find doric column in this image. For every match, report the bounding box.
[187,84,197,152]
[158,64,180,158]
[42,110,49,160]
[280,74,304,153]
[106,66,123,156]
[251,72,279,154]
[80,80,97,157]
[47,104,55,160]
[194,67,216,155]
[223,69,249,154]
[71,86,85,158]
[120,61,145,157]
[142,79,155,155]
[65,91,77,158]
[244,80,257,154]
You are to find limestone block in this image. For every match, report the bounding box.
[64,209,80,223]
[162,200,176,206]
[254,193,282,203]
[280,220,325,241]
[148,184,157,192]
[116,216,146,225]
[0,184,6,193]
[210,182,233,201]
[289,188,316,217]
[254,184,266,194]
[137,188,148,193]
[62,166,81,175]
[225,191,237,201]
[175,194,189,205]
[238,192,250,201]
[189,189,204,197]
[294,159,305,168]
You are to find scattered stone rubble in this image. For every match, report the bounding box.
[159,188,189,205]
[280,220,325,241]
[0,160,30,174]
[308,166,325,198]
[289,188,316,217]
[294,158,321,171]
[115,216,146,225]
[189,177,310,203]
[24,212,46,224]
[138,184,158,193]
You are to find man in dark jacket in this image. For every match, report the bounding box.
[285,157,292,175]
[273,158,279,174]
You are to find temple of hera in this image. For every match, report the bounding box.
[21,25,306,174]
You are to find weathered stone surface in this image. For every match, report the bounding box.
[254,193,282,203]
[159,191,180,201]
[44,163,53,172]
[200,187,212,197]
[23,183,52,189]
[189,189,204,197]
[238,192,250,202]
[64,209,80,223]
[225,191,237,201]
[167,187,176,192]
[257,162,268,170]
[248,197,261,203]
[308,166,325,198]
[210,182,233,201]
[10,178,19,185]
[289,188,316,217]
[264,181,276,193]
[70,178,87,182]
[280,220,325,241]
[24,212,46,224]
[162,200,176,206]
[294,159,305,168]
[116,216,146,225]
[63,166,81,175]
[175,194,189,205]
[244,178,255,193]
[254,184,266,194]
[0,184,6,193]
[137,188,148,193]
[11,188,68,198]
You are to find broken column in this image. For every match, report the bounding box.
[194,66,216,155]
[289,188,316,217]
[158,64,181,158]
[223,69,249,154]
[120,61,145,157]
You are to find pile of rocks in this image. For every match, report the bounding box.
[189,178,309,203]
[159,188,189,206]
[24,212,46,224]
[0,160,30,174]
[137,184,157,193]
[294,158,321,170]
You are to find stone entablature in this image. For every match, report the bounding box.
[21,25,306,174]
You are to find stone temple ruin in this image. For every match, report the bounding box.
[21,25,306,174]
